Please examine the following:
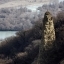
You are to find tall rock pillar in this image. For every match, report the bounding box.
[38,11,55,64]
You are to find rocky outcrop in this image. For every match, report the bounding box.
[42,11,55,50]
[38,11,55,64]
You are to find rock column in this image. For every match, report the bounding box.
[38,11,55,64]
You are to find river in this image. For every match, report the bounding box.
[0,31,17,40]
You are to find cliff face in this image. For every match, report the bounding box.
[38,11,55,64]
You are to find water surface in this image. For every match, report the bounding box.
[0,31,17,40]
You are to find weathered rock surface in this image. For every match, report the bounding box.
[39,11,55,64]
[43,11,55,50]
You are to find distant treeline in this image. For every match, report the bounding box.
[0,1,64,31]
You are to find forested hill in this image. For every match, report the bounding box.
[0,1,64,31]
[0,10,64,64]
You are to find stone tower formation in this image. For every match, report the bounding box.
[38,11,55,64]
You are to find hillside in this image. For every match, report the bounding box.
[0,0,50,9]
[0,10,64,64]
[0,1,64,31]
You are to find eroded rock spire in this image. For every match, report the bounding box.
[42,11,55,50]
[38,11,55,64]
